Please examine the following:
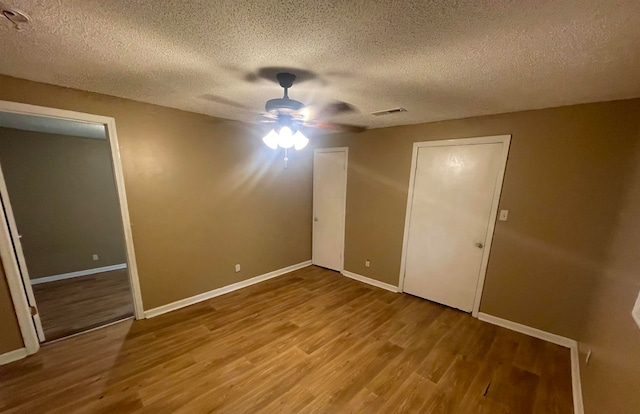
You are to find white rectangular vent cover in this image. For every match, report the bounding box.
[371,107,407,116]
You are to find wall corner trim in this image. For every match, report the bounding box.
[31,263,128,285]
[341,270,399,293]
[477,312,584,414]
[0,347,27,366]
[144,260,312,319]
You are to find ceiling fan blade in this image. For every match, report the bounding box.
[200,94,253,111]
[318,101,357,118]
[258,112,278,120]
[305,120,367,133]
[299,100,357,121]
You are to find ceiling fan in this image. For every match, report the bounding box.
[257,72,366,151]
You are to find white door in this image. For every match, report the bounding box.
[0,167,46,341]
[402,138,508,312]
[313,149,347,271]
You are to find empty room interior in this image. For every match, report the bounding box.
[0,1,638,413]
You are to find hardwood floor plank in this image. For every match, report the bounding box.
[33,269,134,340]
[380,372,437,414]
[0,266,573,413]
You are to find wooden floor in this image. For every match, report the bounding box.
[33,269,134,340]
[0,266,573,413]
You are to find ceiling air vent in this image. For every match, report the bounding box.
[1,3,29,29]
[371,107,407,116]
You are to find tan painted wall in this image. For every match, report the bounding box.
[579,140,640,414]
[0,256,24,354]
[0,127,127,278]
[317,99,640,413]
[0,75,313,317]
[319,99,640,341]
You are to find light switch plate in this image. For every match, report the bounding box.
[633,289,640,330]
[499,210,509,221]
[235,264,241,273]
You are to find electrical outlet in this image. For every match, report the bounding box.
[235,264,241,273]
[92,254,99,261]
[586,349,592,365]
[365,260,370,268]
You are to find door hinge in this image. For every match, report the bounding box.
[30,305,38,316]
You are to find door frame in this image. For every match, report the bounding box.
[0,165,46,342]
[398,135,511,317]
[312,147,348,272]
[0,100,145,354]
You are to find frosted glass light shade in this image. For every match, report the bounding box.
[262,129,279,149]
[293,131,309,150]
[262,126,309,150]
[277,126,294,148]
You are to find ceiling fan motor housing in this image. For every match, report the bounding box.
[274,113,303,132]
[265,72,305,113]
[265,97,305,113]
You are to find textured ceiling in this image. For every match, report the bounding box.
[1,1,639,129]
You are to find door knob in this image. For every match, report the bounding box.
[314,217,319,222]
[475,242,484,248]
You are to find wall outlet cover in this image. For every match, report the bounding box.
[92,254,99,261]
[235,264,241,273]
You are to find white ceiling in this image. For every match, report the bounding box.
[1,1,639,129]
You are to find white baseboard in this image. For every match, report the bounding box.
[144,261,312,319]
[477,312,575,348]
[341,270,399,293]
[477,312,583,414]
[0,347,27,365]
[31,263,128,285]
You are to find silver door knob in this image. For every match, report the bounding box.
[475,242,484,248]
[314,217,319,222]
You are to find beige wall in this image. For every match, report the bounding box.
[317,98,640,413]
[0,256,24,354]
[0,127,127,278]
[579,139,640,413]
[0,75,313,317]
[319,99,640,339]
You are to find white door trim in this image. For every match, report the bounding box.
[398,135,511,317]
[312,147,348,272]
[0,164,46,341]
[0,100,145,352]
[0,196,39,354]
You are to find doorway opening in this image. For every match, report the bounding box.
[0,101,143,354]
